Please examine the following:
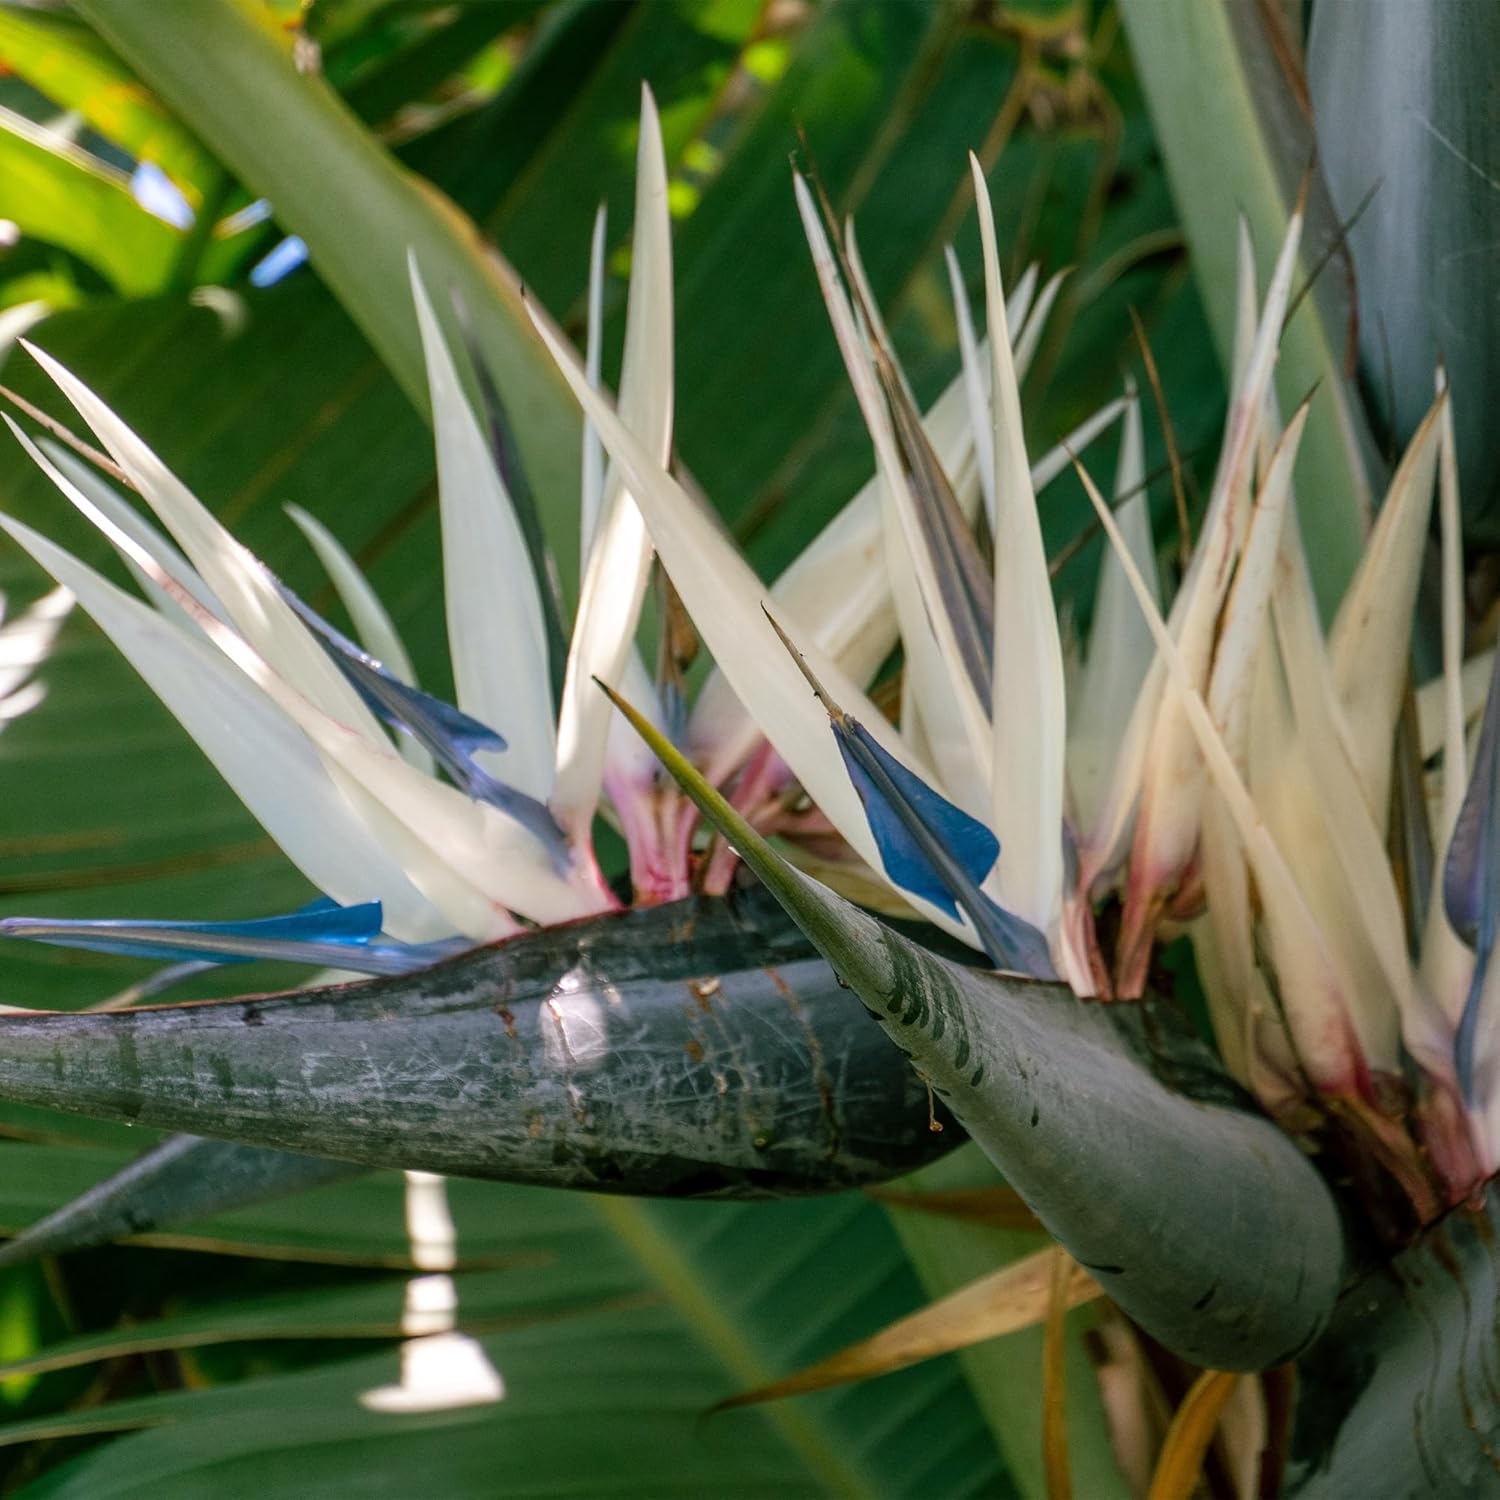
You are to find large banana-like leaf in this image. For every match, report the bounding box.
[1116,0,1377,615]
[73,0,585,563]
[1308,0,1500,543]
[0,1170,1010,1497]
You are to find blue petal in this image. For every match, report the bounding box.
[835,719,1056,979]
[277,582,567,857]
[836,728,996,915]
[0,898,415,975]
[1444,650,1500,1098]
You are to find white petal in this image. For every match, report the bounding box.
[1070,383,1157,829]
[945,244,994,528]
[1028,398,1131,497]
[408,258,555,800]
[686,361,977,787]
[1206,402,1307,766]
[684,372,1123,796]
[580,202,608,558]
[17,425,601,935]
[1415,376,1475,1074]
[1267,501,1407,1071]
[0,509,450,941]
[1079,457,1372,1097]
[1096,209,1302,901]
[1328,393,1445,822]
[22,342,383,743]
[37,440,224,628]
[794,175,993,821]
[525,294,967,921]
[972,154,1066,933]
[1004,263,1039,338]
[285,502,434,776]
[1012,268,1067,381]
[284,505,417,684]
[552,84,672,839]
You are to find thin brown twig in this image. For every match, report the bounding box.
[1046,445,1207,580]
[1128,305,1191,568]
[0,383,134,490]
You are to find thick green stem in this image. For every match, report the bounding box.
[0,894,955,1198]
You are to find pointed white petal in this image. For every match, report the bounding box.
[972,154,1066,933]
[1415,376,1476,1074]
[1070,384,1157,829]
[1267,509,1408,1070]
[795,173,993,805]
[285,503,434,776]
[526,293,980,931]
[18,427,601,935]
[1004,262,1039,337]
[683,363,974,789]
[1099,210,1303,911]
[1328,394,1445,821]
[0,510,451,941]
[408,259,555,800]
[284,505,417,684]
[684,374,1125,795]
[1206,403,1307,765]
[580,202,608,558]
[37,441,224,628]
[553,84,673,840]
[1012,268,1067,381]
[945,244,995,528]
[1028,397,1130,492]
[1081,458,1374,1094]
[22,342,384,744]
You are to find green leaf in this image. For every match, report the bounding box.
[74,0,585,580]
[0,1157,1014,1497]
[604,684,1346,1370]
[1116,0,1377,616]
[0,110,181,295]
[0,9,217,202]
[1309,0,1500,543]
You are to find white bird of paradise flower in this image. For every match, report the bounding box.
[3,85,1496,1227]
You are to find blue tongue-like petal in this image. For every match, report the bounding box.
[835,718,1056,980]
[0,898,468,978]
[275,581,566,855]
[1443,649,1500,1097]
